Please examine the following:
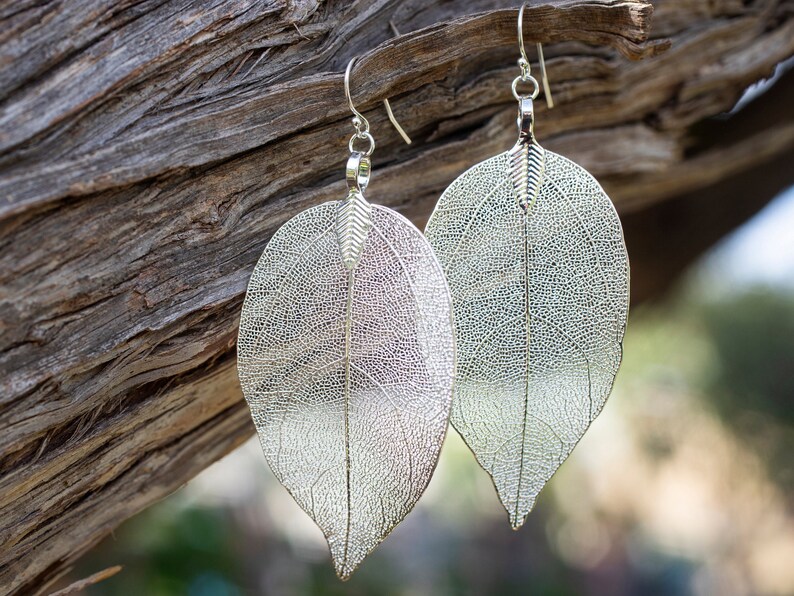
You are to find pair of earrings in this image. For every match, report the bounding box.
[237,5,629,580]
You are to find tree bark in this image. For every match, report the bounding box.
[0,0,791,593]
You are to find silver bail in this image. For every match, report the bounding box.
[346,151,371,193]
[517,97,535,141]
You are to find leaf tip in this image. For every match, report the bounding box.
[333,559,359,581]
[506,497,536,530]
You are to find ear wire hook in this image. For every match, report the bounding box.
[383,22,413,145]
[518,3,554,108]
[383,99,412,144]
[344,58,368,133]
[344,57,412,152]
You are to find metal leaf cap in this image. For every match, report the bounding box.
[508,139,546,210]
[336,190,372,269]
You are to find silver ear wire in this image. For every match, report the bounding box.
[344,56,412,153]
[344,58,370,137]
[344,58,375,156]
[517,3,554,108]
[383,98,412,144]
[382,22,412,144]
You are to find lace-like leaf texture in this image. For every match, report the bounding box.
[424,140,629,528]
[237,194,455,578]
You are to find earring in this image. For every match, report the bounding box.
[237,57,455,579]
[424,4,629,529]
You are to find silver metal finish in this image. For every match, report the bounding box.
[345,57,411,151]
[344,57,372,152]
[516,97,535,141]
[508,137,544,210]
[425,149,629,529]
[511,74,540,102]
[423,4,629,528]
[345,152,371,193]
[516,2,554,107]
[336,188,371,269]
[347,130,375,156]
[383,98,412,144]
[536,42,553,107]
[239,204,455,579]
[238,56,454,579]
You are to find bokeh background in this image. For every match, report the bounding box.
[63,184,794,595]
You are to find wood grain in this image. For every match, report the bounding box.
[0,0,791,592]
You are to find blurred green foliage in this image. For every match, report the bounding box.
[82,504,245,596]
[699,289,794,424]
[697,288,794,490]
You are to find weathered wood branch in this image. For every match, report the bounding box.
[624,66,794,301]
[0,0,792,592]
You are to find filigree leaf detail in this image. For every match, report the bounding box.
[509,139,545,210]
[425,150,629,528]
[336,190,372,269]
[238,202,455,578]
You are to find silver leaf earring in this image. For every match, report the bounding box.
[424,4,630,529]
[237,58,455,578]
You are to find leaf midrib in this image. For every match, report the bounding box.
[341,268,354,573]
[515,212,531,527]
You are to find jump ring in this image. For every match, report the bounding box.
[511,75,540,101]
[348,131,375,156]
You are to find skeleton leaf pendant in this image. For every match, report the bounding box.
[237,151,455,579]
[425,96,629,528]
